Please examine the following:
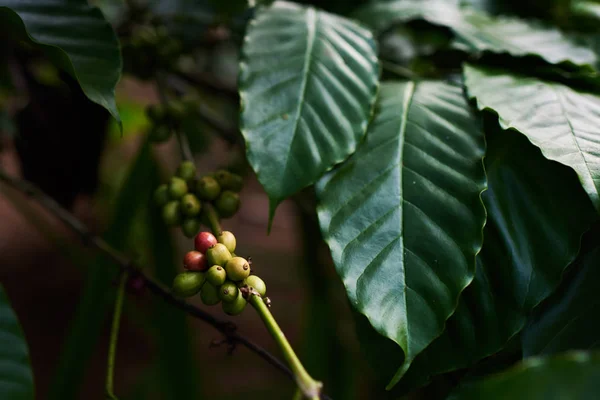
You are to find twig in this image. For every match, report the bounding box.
[155,72,195,161]
[106,271,128,400]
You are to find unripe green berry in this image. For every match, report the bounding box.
[172,272,205,297]
[216,230,236,253]
[180,193,201,216]
[145,104,165,122]
[176,161,197,182]
[206,243,232,267]
[222,291,247,316]
[167,100,187,121]
[154,184,170,206]
[215,191,240,218]
[168,177,188,199]
[196,176,221,201]
[200,283,220,306]
[243,275,266,297]
[219,281,239,303]
[162,201,182,226]
[206,265,226,286]
[182,218,201,238]
[225,256,250,281]
[149,124,171,143]
[214,169,243,192]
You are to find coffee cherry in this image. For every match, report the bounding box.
[200,283,221,305]
[215,191,240,218]
[168,177,188,199]
[149,124,171,143]
[181,193,201,216]
[154,184,170,206]
[181,218,201,238]
[167,100,187,121]
[243,275,266,297]
[183,250,208,271]
[219,281,239,303]
[196,176,221,201]
[176,161,197,182]
[206,265,226,286]
[194,231,218,254]
[145,104,165,122]
[222,291,247,316]
[207,243,232,267]
[162,201,182,226]
[214,169,243,192]
[217,231,236,253]
[172,272,205,297]
[225,257,250,281]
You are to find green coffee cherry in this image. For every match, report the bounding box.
[162,201,182,226]
[181,193,201,216]
[215,191,240,218]
[182,218,201,238]
[222,291,247,316]
[214,169,243,192]
[206,265,226,286]
[167,100,187,121]
[196,176,221,201]
[149,124,171,143]
[176,161,197,182]
[206,243,232,267]
[154,184,170,206]
[168,177,188,199]
[145,104,165,122]
[243,275,266,297]
[172,272,205,297]
[216,230,236,253]
[200,283,220,306]
[225,257,250,281]
[219,281,239,303]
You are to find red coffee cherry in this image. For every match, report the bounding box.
[183,250,208,271]
[194,231,218,254]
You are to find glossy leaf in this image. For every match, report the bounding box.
[239,1,379,218]
[392,125,598,394]
[464,64,600,212]
[0,0,122,125]
[0,284,34,400]
[316,81,487,389]
[448,351,600,400]
[356,1,598,69]
[523,240,600,356]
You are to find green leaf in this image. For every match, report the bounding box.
[355,1,598,69]
[239,1,379,219]
[464,64,600,212]
[391,125,598,394]
[523,236,600,356]
[316,81,487,389]
[0,0,122,126]
[0,285,34,400]
[448,351,600,400]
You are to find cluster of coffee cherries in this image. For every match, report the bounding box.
[172,231,267,316]
[145,98,196,143]
[124,24,182,80]
[154,161,242,238]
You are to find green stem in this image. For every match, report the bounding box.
[204,203,222,236]
[106,271,128,400]
[249,295,322,399]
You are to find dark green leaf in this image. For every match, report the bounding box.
[464,64,600,212]
[0,284,34,400]
[355,1,598,69]
[448,351,600,400]
[316,81,487,389]
[239,1,379,219]
[523,239,600,356]
[392,124,598,394]
[0,0,122,125]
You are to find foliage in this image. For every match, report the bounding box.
[2,0,600,398]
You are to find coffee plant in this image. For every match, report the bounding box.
[1,0,600,398]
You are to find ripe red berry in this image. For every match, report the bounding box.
[194,231,218,254]
[183,250,208,271]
